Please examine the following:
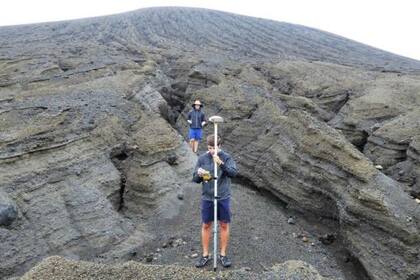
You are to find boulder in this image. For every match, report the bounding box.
[0,190,18,226]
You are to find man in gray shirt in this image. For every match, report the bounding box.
[187,100,206,153]
[192,134,238,268]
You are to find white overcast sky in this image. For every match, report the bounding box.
[1,0,419,61]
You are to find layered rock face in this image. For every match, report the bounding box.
[174,61,419,280]
[329,77,420,197]
[0,39,196,277]
[0,7,419,280]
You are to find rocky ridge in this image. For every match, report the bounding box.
[0,7,419,280]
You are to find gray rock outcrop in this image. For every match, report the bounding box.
[174,66,420,279]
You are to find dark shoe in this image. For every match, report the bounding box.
[195,255,211,268]
[219,255,232,267]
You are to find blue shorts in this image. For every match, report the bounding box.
[201,198,231,224]
[189,128,202,141]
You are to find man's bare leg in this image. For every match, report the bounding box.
[193,140,199,153]
[201,222,212,256]
[219,222,230,256]
[189,139,195,152]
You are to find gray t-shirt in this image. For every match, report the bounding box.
[192,150,238,201]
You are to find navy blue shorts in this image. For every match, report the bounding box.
[189,128,202,141]
[201,198,231,224]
